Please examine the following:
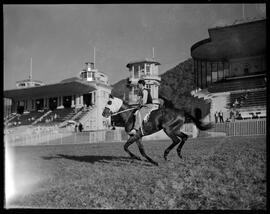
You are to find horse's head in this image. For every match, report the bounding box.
[102,94,123,118]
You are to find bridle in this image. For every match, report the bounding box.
[110,107,137,116]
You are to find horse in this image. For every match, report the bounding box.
[102,94,213,166]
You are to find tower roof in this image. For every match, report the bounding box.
[126,58,161,68]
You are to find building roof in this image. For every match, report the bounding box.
[126,58,161,68]
[16,79,45,84]
[4,79,96,100]
[191,19,266,60]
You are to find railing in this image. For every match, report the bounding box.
[208,118,266,136]
[4,129,124,147]
[4,119,266,147]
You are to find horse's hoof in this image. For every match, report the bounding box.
[132,156,141,161]
[164,156,167,161]
[178,154,183,159]
[151,161,159,166]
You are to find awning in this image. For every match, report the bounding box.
[4,80,96,100]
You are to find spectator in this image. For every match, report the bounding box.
[233,99,239,108]
[214,111,219,123]
[219,111,224,123]
[230,111,234,119]
[111,122,116,130]
[75,123,78,132]
[78,123,83,132]
[238,113,243,120]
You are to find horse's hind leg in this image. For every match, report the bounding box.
[163,129,181,161]
[124,135,142,161]
[136,138,158,166]
[176,132,188,159]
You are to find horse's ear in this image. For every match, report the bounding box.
[109,94,114,99]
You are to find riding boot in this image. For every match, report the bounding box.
[129,129,137,136]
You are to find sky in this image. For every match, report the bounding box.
[3,4,266,90]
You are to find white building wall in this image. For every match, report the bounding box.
[209,92,230,122]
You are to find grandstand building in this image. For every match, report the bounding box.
[190,18,266,122]
[4,61,112,130]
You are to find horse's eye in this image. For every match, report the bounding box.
[107,101,112,105]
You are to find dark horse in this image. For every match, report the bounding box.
[102,95,212,166]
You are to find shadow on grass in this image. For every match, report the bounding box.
[42,154,154,167]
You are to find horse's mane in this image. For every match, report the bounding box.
[159,95,175,109]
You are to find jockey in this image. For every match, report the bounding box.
[129,79,155,135]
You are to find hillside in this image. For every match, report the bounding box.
[111,58,210,117]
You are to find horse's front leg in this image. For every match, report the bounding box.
[136,138,158,166]
[124,135,141,161]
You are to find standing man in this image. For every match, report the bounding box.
[78,122,83,132]
[129,79,155,135]
[219,111,224,123]
[214,111,219,123]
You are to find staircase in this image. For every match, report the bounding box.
[5,113,18,125]
[78,106,97,130]
[32,110,52,125]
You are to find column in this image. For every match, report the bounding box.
[80,95,83,106]
[75,95,80,108]
[27,99,32,111]
[91,92,95,105]
[71,95,75,108]
[57,96,64,109]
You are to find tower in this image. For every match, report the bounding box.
[16,57,45,88]
[126,58,161,106]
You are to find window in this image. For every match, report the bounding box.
[82,71,87,79]
[139,65,145,77]
[134,85,139,95]
[146,64,150,76]
[212,63,217,83]
[32,100,35,109]
[244,63,250,75]
[20,83,26,87]
[207,62,212,85]
[218,62,224,80]
[197,61,201,88]
[134,65,139,78]
[201,61,207,88]
[224,62,229,78]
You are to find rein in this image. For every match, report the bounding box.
[111,107,137,116]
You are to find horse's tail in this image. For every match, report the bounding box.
[184,111,213,131]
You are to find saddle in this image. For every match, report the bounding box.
[135,104,159,123]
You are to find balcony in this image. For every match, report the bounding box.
[141,75,161,82]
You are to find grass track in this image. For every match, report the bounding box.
[6,136,266,209]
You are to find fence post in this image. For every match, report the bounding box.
[89,131,91,143]
[256,120,259,135]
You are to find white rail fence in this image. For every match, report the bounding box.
[4,119,266,147]
[208,118,266,136]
